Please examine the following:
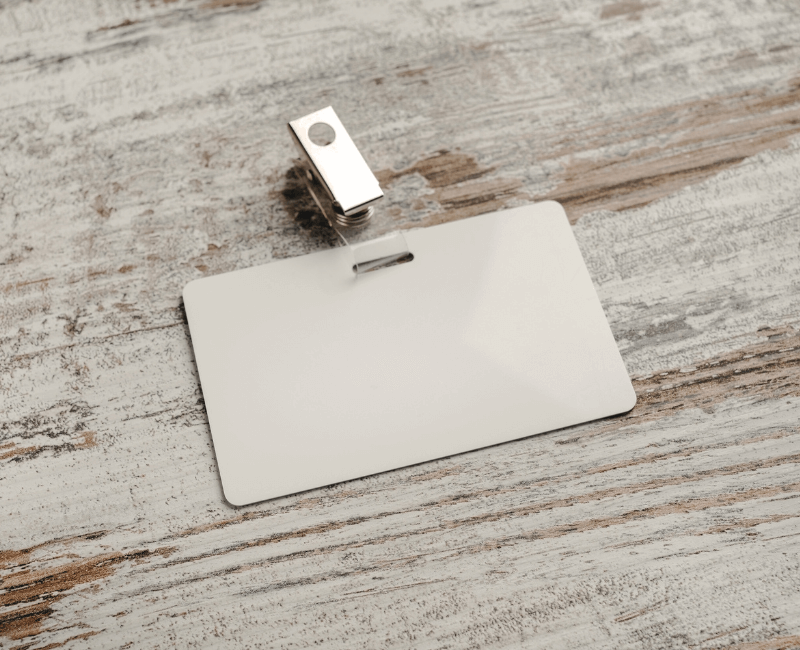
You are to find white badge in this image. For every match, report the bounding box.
[184,201,635,506]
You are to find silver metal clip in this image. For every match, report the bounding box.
[288,106,383,228]
[288,107,412,274]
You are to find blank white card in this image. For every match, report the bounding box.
[183,201,635,505]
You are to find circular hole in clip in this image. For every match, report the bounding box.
[308,122,336,146]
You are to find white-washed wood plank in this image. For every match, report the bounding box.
[2,0,800,647]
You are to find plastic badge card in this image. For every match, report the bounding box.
[183,109,635,506]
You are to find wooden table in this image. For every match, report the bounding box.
[2,1,799,647]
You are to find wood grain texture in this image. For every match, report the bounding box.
[1,0,800,648]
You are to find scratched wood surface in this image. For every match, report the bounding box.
[2,0,800,648]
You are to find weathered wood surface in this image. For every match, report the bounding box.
[2,0,800,647]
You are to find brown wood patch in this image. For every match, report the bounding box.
[0,547,174,642]
[376,150,530,226]
[543,78,800,221]
[600,1,657,20]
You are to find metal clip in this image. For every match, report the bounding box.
[288,106,383,228]
[288,107,413,274]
